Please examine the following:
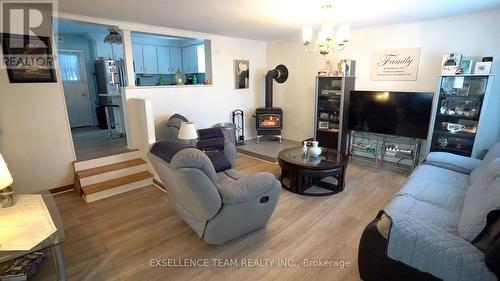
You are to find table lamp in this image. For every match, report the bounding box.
[178,122,198,144]
[0,153,14,208]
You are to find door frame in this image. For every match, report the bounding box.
[58,49,93,128]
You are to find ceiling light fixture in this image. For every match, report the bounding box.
[104,28,123,44]
[302,3,350,56]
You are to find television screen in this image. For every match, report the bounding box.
[347,91,433,139]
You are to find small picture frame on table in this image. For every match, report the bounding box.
[318,121,329,129]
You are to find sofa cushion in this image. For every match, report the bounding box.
[471,142,500,183]
[458,158,500,241]
[204,150,231,173]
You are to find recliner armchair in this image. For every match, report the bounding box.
[148,140,281,245]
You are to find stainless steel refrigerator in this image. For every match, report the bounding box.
[94,59,127,134]
[94,59,126,104]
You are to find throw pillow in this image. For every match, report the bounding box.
[458,158,500,241]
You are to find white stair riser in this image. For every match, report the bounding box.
[74,151,140,171]
[83,178,153,203]
[79,164,149,186]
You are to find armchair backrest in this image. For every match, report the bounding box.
[149,140,222,225]
[165,114,189,140]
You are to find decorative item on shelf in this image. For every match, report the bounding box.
[302,141,308,158]
[175,69,186,85]
[441,53,462,75]
[319,112,330,120]
[446,123,465,134]
[437,137,449,148]
[338,59,355,76]
[457,59,474,74]
[178,122,198,144]
[232,109,245,145]
[318,121,329,129]
[302,2,350,56]
[474,57,493,74]
[0,153,14,208]
[309,141,322,158]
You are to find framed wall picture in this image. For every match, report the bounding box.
[1,33,57,83]
[234,59,249,89]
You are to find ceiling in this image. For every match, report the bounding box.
[58,0,500,41]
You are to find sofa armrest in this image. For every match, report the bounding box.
[425,152,482,174]
[218,173,280,204]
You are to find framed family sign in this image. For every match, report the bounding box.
[371,47,421,81]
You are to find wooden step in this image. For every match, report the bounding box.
[82,171,153,195]
[76,158,147,179]
[73,149,140,171]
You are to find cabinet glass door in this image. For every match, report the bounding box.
[430,76,488,156]
[316,77,343,149]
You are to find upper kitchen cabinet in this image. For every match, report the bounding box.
[170,47,183,73]
[131,31,212,86]
[157,46,171,74]
[132,43,144,74]
[142,45,159,74]
[182,44,206,73]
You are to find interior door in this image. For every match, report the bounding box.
[59,51,92,128]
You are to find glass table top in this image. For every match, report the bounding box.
[0,191,65,263]
[279,147,348,169]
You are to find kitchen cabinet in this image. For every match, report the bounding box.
[142,45,158,74]
[157,46,171,74]
[182,44,205,73]
[170,47,183,73]
[182,45,197,73]
[132,43,144,73]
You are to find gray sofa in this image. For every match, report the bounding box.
[149,114,281,245]
[359,142,500,281]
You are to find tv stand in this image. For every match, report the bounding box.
[347,131,422,174]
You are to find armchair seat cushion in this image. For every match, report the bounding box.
[216,169,244,185]
[218,173,279,204]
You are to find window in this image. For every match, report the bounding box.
[58,53,82,82]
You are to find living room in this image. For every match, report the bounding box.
[0,0,499,280]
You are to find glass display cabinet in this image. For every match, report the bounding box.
[429,75,493,157]
[314,76,355,153]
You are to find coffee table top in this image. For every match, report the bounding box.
[278,147,348,170]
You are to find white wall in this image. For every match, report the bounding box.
[267,10,500,152]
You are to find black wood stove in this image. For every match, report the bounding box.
[255,64,288,143]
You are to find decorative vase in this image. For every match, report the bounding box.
[302,141,308,158]
[309,141,321,158]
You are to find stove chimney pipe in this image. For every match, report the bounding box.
[265,64,288,108]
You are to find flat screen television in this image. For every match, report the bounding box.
[347,91,433,139]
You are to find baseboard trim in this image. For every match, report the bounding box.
[49,184,74,194]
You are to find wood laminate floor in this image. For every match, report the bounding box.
[72,127,129,161]
[54,154,407,281]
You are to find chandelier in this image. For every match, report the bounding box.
[302,3,350,56]
[104,28,123,44]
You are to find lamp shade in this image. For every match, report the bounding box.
[178,122,198,140]
[0,154,13,190]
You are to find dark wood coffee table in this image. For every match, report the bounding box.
[278,147,348,196]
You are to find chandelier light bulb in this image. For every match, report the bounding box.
[337,24,351,43]
[322,23,334,39]
[302,26,313,44]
